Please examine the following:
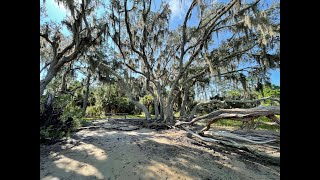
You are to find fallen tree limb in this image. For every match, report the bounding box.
[199,106,279,133]
[204,130,278,144]
[188,97,280,121]
[181,125,234,144]
[257,121,280,126]
[181,125,280,165]
[176,106,280,127]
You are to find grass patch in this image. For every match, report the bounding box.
[174,112,180,118]
[215,119,243,127]
[213,116,280,131]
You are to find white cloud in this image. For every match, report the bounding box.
[166,0,192,20]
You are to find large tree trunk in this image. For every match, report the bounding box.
[180,96,187,121]
[164,102,174,123]
[164,77,181,123]
[180,84,191,121]
[59,66,72,94]
[153,97,159,120]
[60,71,68,93]
[40,69,57,96]
[82,71,91,116]
[148,90,159,120]
[156,84,165,120]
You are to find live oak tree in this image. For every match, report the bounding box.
[40,0,107,96]
[40,0,279,125]
[99,0,280,123]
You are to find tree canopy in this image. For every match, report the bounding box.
[40,0,280,129]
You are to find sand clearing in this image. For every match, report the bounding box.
[40,119,280,180]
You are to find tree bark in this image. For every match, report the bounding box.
[180,83,193,121]
[128,97,151,119]
[59,65,72,94]
[153,96,159,120]
[82,71,91,116]
[176,106,280,130]
[181,125,279,165]
[188,97,279,121]
[155,84,165,120]
[40,69,57,96]
[164,76,181,123]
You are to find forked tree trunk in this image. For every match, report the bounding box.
[164,75,181,123]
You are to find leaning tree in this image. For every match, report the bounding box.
[40,0,107,96]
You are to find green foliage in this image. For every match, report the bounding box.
[140,94,154,114]
[258,85,280,98]
[84,84,135,118]
[85,105,104,117]
[40,93,84,141]
[226,90,259,100]
[215,119,243,127]
[40,125,52,139]
[52,93,83,128]
[226,90,242,99]
[140,94,154,105]
[60,101,82,128]
[258,85,280,106]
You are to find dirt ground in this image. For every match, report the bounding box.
[40,119,280,180]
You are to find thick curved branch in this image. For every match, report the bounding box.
[187,97,279,122]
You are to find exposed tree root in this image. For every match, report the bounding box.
[181,125,279,165]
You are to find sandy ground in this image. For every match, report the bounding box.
[40,119,280,180]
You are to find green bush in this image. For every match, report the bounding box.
[86,106,104,117]
[140,94,154,114]
[40,93,85,141]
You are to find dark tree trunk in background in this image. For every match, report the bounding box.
[60,66,72,94]
[180,86,190,121]
[82,71,91,116]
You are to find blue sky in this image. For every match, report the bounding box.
[41,0,279,86]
